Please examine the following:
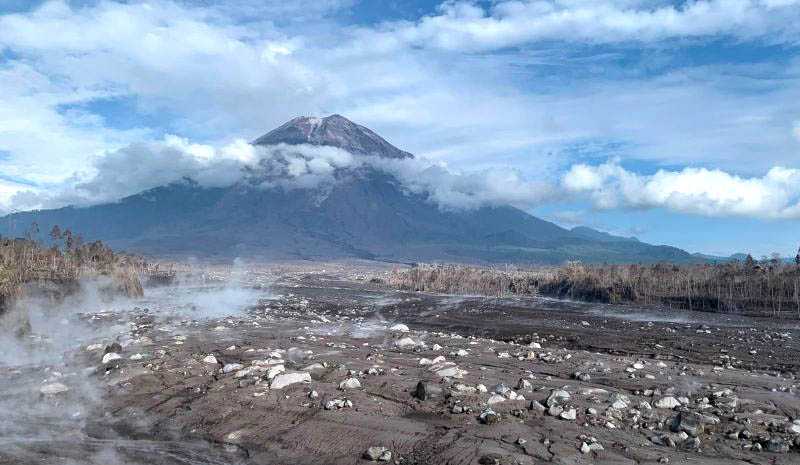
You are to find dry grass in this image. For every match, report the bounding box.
[0,237,145,313]
[391,261,800,318]
[388,263,554,296]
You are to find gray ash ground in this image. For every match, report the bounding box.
[2,266,800,465]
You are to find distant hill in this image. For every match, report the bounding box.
[0,115,699,264]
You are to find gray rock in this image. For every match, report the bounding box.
[516,378,532,390]
[39,383,69,396]
[414,381,442,401]
[363,446,392,462]
[546,389,570,407]
[528,400,546,413]
[671,411,705,438]
[654,397,681,409]
[682,437,701,450]
[559,408,577,421]
[580,442,604,454]
[338,377,361,390]
[270,372,311,389]
[222,363,244,374]
[104,343,122,355]
[764,438,788,453]
[325,398,353,410]
[492,383,511,395]
[394,337,417,348]
[479,408,501,425]
[102,352,122,365]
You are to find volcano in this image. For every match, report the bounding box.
[0,115,694,263]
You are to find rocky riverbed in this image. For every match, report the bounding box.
[2,265,799,464]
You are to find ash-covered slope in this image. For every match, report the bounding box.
[253,114,413,159]
[0,115,695,264]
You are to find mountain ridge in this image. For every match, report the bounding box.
[252,114,413,159]
[0,115,699,264]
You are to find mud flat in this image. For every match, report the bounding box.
[2,266,799,464]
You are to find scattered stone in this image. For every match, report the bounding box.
[528,400,546,413]
[492,383,511,395]
[572,371,591,382]
[516,378,532,390]
[202,355,218,364]
[559,408,577,421]
[301,362,325,371]
[580,441,604,454]
[610,393,630,409]
[338,378,362,390]
[479,408,501,425]
[222,363,244,374]
[102,352,122,364]
[266,365,285,380]
[395,337,417,348]
[546,389,570,407]
[671,411,704,438]
[363,446,392,462]
[39,383,69,396]
[270,372,311,390]
[655,397,682,409]
[435,365,467,379]
[389,324,409,333]
[325,398,353,410]
[764,438,788,453]
[414,381,442,400]
[104,343,122,355]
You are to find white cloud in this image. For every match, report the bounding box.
[0,0,799,227]
[0,61,146,184]
[248,144,359,190]
[563,159,800,219]
[1,135,556,213]
[0,0,326,148]
[372,0,800,52]
[376,159,557,210]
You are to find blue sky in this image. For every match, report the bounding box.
[1,0,800,257]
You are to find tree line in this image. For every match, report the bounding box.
[390,254,800,319]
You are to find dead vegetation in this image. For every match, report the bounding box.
[388,263,553,296]
[390,260,800,318]
[0,226,145,314]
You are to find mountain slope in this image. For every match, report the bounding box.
[0,116,697,264]
[252,114,413,159]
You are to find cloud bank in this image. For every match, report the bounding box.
[3,138,558,213]
[563,159,800,219]
[373,0,800,52]
[14,137,800,222]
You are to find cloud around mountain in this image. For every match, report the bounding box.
[7,130,556,214]
[8,115,800,222]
